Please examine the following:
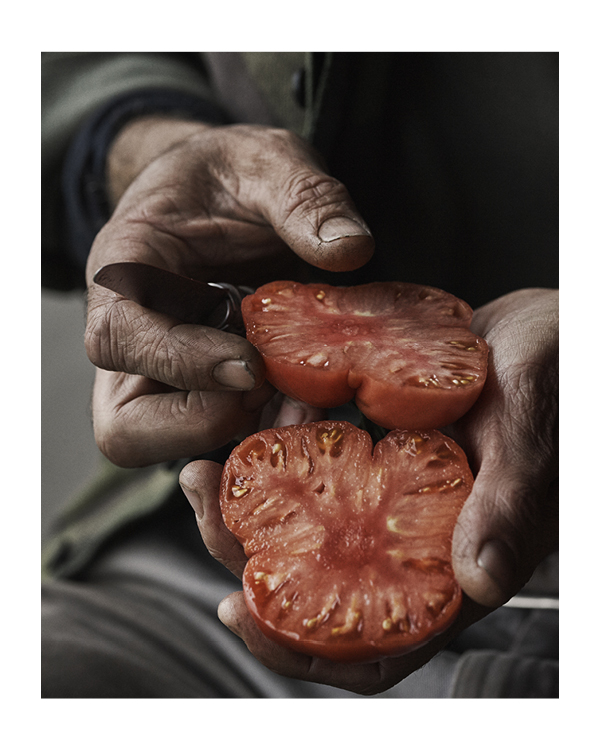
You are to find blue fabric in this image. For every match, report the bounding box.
[61,88,227,274]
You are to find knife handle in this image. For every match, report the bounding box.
[92,262,253,336]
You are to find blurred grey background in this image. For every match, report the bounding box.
[41,288,102,543]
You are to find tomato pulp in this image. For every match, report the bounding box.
[242,280,488,429]
[220,421,472,663]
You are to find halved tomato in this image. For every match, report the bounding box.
[220,421,472,663]
[242,280,488,429]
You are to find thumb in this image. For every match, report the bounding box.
[278,197,375,273]
[233,128,375,272]
[452,457,558,609]
[272,172,374,272]
[450,289,559,608]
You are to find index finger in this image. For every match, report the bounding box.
[85,283,265,392]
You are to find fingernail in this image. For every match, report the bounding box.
[212,359,256,390]
[318,217,370,242]
[477,539,517,597]
[180,484,203,519]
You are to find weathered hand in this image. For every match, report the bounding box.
[84,120,373,466]
[180,458,488,695]
[179,287,558,695]
[450,288,559,607]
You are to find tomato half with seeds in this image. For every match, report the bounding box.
[220,420,472,663]
[242,280,488,429]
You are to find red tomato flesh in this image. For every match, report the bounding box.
[220,421,472,663]
[242,281,488,429]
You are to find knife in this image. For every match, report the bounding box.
[92,262,253,335]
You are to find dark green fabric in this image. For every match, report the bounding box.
[41,52,215,290]
[42,457,183,581]
[41,52,334,579]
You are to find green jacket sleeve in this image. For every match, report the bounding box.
[41,52,217,289]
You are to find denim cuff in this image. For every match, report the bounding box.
[61,88,227,274]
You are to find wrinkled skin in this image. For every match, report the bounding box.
[180,288,558,695]
[85,120,373,467]
[84,116,557,695]
[450,289,558,606]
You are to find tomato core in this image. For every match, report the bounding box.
[317,518,375,569]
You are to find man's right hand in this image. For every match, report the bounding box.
[84,119,374,467]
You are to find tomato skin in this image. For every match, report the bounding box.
[220,421,472,663]
[354,374,482,431]
[242,280,488,429]
[260,359,355,409]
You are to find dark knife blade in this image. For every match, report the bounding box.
[92,262,249,332]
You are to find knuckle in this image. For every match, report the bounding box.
[95,421,145,469]
[281,171,350,225]
[134,324,170,381]
[84,298,124,371]
[85,298,184,386]
[472,469,544,557]
[147,325,202,390]
[92,400,137,467]
[92,388,140,468]
[84,305,109,367]
[93,416,127,467]
[95,435,123,467]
